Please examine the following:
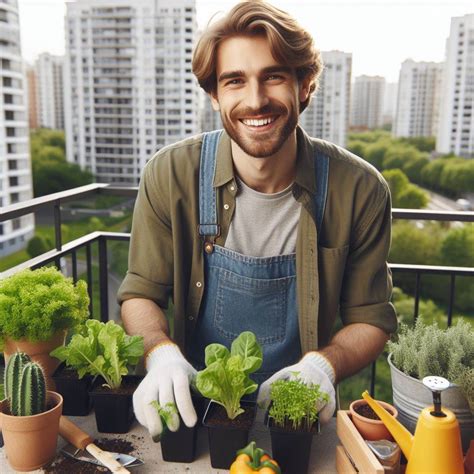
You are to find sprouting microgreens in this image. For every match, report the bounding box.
[268,376,329,432]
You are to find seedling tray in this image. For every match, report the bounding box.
[336,410,384,474]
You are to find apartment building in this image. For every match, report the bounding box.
[437,13,474,158]
[65,0,199,185]
[199,91,222,132]
[350,75,385,130]
[299,51,352,147]
[0,0,35,256]
[35,53,65,130]
[26,65,39,129]
[382,82,398,127]
[393,59,443,138]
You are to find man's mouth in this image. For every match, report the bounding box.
[240,116,278,128]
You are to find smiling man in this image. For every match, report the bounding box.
[118,0,397,439]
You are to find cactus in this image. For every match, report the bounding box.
[3,352,46,416]
[4,352,31,416]
[18,362,46,416]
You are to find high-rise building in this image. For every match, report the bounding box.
[0,0,35,256]
[199,91,222,132]
[26,65,39,129]
[393,59,443,138]
[350,75,385,130]
[35,53,65,130]
[382,82,398,127]
[65,0,199,185]
[299,51,352,147]
[437,14,474,158]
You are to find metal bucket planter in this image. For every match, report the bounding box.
[388,353,473,453]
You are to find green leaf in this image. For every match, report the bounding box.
[196,332,262,420]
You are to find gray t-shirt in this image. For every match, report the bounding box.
[225,177,302,257]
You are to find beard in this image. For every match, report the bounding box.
[220,102,298,158]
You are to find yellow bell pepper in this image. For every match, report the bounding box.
[230,441,281,474]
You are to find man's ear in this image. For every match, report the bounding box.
[209,91,220,111]
[299,75,312,103]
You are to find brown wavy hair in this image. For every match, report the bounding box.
[192,0,323,113]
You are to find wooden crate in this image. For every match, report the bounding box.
[336,410,384,474]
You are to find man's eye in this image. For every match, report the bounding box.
[226,79,242,86]
[266,75,283,81]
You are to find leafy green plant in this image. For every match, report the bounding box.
[50,319,144,390]
[387,319,474,408]
[150,401,179,437]
[4,352,46,416]
[196,331,262,420]
[268,376,329,431]
[0,267,89,345]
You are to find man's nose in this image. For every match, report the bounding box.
[246,81,269,111]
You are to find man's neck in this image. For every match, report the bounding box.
[231,132,297,194]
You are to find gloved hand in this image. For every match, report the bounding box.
[257,352,336,424]
[133,342,197,440]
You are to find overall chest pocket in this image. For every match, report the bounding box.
[214,268,295,345]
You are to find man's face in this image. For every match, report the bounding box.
[210,35,310,158]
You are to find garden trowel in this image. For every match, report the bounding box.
[59,417,143,472]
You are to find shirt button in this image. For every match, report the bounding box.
[188,315,194,321]
[230,185,235,191]
[224,204,230,210]
[196,281,202,288]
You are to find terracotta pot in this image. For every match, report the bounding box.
[0,391,63,471]
[349,398,398,441]
[3,330,67,389]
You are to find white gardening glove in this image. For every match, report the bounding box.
[257,352,336,425]
[133,342,197,440]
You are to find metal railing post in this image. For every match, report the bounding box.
[98,236,109,323]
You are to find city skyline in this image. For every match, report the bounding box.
[18,0,473,83]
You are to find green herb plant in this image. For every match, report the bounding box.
[196,331,263,420]
[0,267,89,345]
[387,319,474,408]
[268,376,329,432]
[50,319,144,390]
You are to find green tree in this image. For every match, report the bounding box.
[397,184,428,209]
[26,236,49,258]
[347,140,367,158]
[440,226,474,267]
[421,159,448,190]
[364,141,392,169]
[402,155,430,183]
[398,136,436,153]
[440,161,474,194]
[88,217,105,233]
[382,145,420,170]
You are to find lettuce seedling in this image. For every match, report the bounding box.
[196,331,262,420]
[51,319,144,389]
[268,376,329,432]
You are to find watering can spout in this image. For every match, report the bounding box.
[362,391,413,459]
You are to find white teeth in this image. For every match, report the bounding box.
[242,117,276,127]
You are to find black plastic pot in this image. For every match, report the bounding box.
[203,400,256,469]
[89,375,142,433]
[266,412,319,474]
[52,363,92,416]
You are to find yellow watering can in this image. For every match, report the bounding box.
[362,376,464,474]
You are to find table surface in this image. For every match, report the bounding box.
[0,409,339,473]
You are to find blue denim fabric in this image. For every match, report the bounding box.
[189,130,329,389]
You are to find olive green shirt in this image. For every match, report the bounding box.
[117,126,397,354]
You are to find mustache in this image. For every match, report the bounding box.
[232,104,286,119]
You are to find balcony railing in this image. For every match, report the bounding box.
[1,183,474,395]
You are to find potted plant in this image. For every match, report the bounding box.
[0,352,63,471]
[51,319,144,433]
[387,319,473,452]
[265,376,329,474]
[196,331,263,469]
[349,398,397,441]
[150,399,199,463]
[0,267,89,384]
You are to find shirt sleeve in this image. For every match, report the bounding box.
[339,181,398,335]
[117,156,173,309]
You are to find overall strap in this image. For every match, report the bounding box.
[313,151,329,234]
[198,130,224,239]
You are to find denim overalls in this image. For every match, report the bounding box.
[188,130,329,386]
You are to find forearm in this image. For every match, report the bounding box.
[121,297,172,354]
[317,323,389,384]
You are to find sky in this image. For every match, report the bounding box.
[17,0,473,83]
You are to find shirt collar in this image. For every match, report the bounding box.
[213,125,316,194]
